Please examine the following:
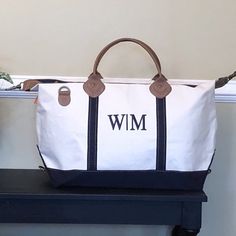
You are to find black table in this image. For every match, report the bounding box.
[0,169,207,236]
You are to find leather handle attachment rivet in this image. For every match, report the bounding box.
[150,75,172,98]
[83,73,105,98]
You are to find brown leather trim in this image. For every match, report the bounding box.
[84,38,172,98]
[23,79,40,91]
[83,73,105,98]
[58,86,71,106]
[150,75,172,98]
[93,38,162,75]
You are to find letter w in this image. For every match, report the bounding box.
[108,114,125,130]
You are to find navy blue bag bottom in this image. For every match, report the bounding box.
[38,147,209,190]
[44,167,208,191]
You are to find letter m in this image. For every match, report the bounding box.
[130,114,147,130]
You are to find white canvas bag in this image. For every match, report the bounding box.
[36,38,217,189]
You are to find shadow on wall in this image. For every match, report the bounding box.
[0,224,172,236]
[202,103,236,236]
[0,99,40,168]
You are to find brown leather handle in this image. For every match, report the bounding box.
[83,38,172,98]
[92,38,162,76]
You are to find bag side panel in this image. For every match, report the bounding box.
[36,83,89,170]
[166,81,217,171]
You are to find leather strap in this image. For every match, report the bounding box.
[83,38,172,98]
[93,38,162,75]
[215,71,236,88]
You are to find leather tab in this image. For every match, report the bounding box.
[58,86,71,106]
[83,73,105,97]
[149,75,172,98]
[23,79,40,91]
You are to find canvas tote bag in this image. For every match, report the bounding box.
[36,38,217,189]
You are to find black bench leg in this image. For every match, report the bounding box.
[172,201,203,236]
[172,226,200,236]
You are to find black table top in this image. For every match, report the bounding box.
[0,169,207,202]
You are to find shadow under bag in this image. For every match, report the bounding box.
[36,38,217,190]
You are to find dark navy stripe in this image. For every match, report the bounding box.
[87,97,99,171]
[156,98,167,171]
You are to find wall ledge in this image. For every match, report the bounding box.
[0,75,235,103]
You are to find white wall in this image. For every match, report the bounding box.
[201,103,236,236]
[0,1,236,235]
[0,0,235,79]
